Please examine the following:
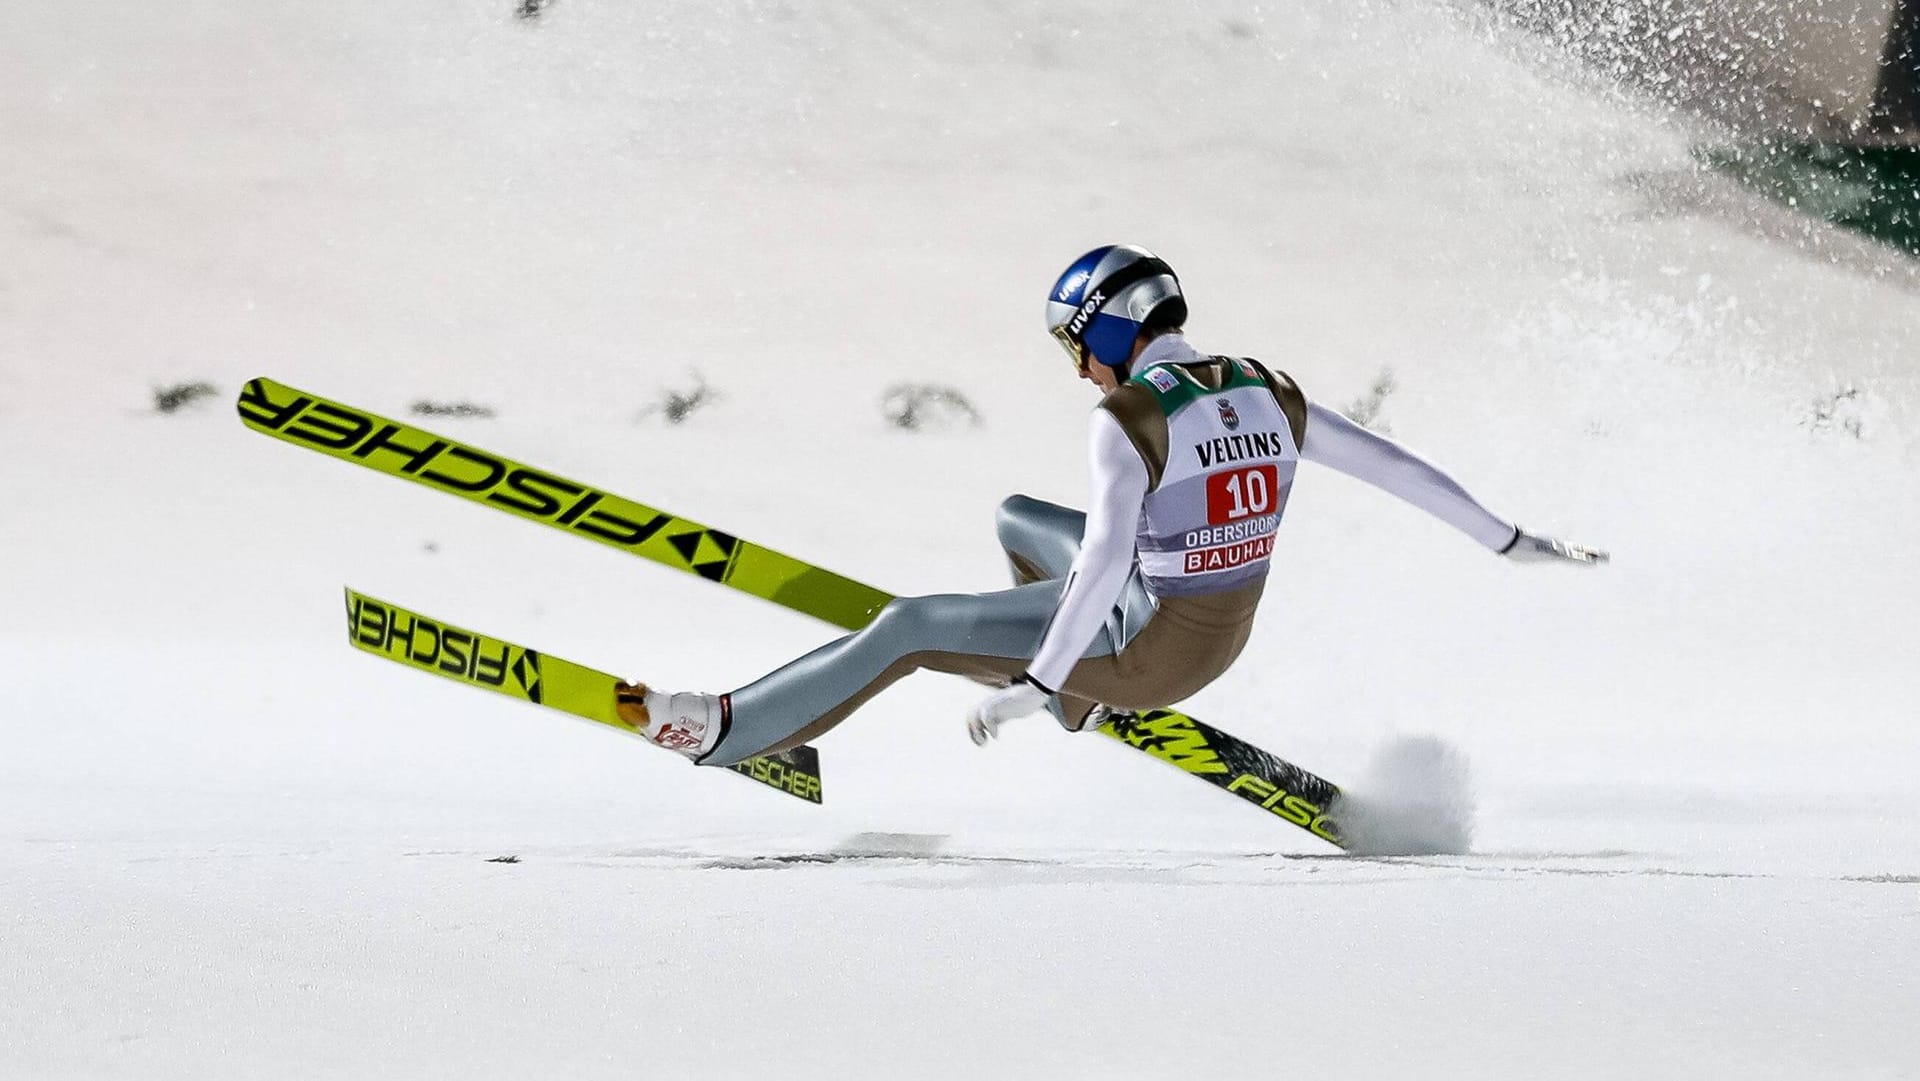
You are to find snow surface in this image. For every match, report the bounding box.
[4,1,1919,1077]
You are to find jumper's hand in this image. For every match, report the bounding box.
[967,678,1050,746]
[1503,527,1609,565]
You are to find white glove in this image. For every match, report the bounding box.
[967,677,1051,746]
[1502,527,1609,565]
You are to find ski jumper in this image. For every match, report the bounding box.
[701,335,1519,767]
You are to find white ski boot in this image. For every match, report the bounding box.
[613,681,724,760]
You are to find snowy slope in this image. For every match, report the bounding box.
[4,1,1918,1077]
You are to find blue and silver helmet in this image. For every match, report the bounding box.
[1044,245,1186,372]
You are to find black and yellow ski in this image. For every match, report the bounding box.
[1102,710,1341,845]
[343,588,823,804]
[238,378,890,631]
[244,378,1344,845]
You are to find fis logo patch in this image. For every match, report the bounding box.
[1145,368,1180,393]
[1217,397,1240,431]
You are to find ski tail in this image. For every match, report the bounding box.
[342,588,824,805]
[1099,710,1344,847]
[241,379,890,631]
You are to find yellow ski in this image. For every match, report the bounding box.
[240,378,890,631]
[343,588,823,804]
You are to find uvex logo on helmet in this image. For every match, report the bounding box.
[1056,271,1091,303]
[1217,398,1240,431]
[1065,291,1104,338]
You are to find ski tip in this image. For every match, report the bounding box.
[236,375,270,406]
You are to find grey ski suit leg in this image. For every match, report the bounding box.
[705,495,1153,765]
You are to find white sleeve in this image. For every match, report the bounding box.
[1299,401,1518,551]
[1025,409,1149,691]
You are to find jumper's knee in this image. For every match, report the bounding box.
[868,596,937,643]
[996,493,1046,548]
